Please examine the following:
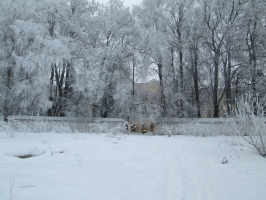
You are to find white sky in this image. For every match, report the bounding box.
[97,0,142,8]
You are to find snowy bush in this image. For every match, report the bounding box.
[27,119,71,133]
[109,121,127,135]
[159,122,214,137]
[178,122,214,137]
[162,124,175,137]
[0,120,21,138]
[90,120,127,135]
[49,121,71,133]
[91,119,109,134]
[0,119,71,134]
[224,94,266,157]
[74,154,83,165]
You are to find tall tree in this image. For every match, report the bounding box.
[202,0,242,117]
[187,7,203,118]
[82,0,134,118]
[243,0,266,97]
[166,0,198,117]
[134,0,169,117]
[0,0,54,120]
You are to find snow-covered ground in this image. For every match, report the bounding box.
[1,132,266,200]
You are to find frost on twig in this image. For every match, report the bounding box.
[91,119,109,134]
[75,153,82,165]
[9,168,18,200]
[42,140,53,155]
[162,124,175,137]
[224,93,266,157]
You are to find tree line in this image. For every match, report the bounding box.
[0,0,265,121]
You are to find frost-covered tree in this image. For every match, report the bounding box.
[0,0,53,120]
[41,0,95,117]
[186,7,204,118]
[241,0,266,98]
[165,0,200,118]
[76,0,134,118]
[0,0,265,120]
[39,0,72,116]
[133,0,170,117]
[166,0,188,117]
[201,0,244,117]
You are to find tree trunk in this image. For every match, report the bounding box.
[213,51,220,118]
[189,41,201,118]
[3,66,12,122]
[54,63,66,116]
[47,64,54,116]
[192,44,201,118]
[177,7,184,117]
[224,52,232,115]
[158,62,166,117]
[246,14,258,115]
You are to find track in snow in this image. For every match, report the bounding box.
[142,137,213,200]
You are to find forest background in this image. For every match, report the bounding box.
[0,0,265,121]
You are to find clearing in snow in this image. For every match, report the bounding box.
[1,132,266,200]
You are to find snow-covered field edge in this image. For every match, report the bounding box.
[0,131,266,200]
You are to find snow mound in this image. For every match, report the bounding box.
[4,147,46,158]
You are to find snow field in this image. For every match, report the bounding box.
[1,132,266,200]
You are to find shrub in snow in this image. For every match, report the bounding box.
[178,122,214,137]
[74,154,82,165]
[49,121,71,133]
[41,140,53,155]
[0,120,20,138]
[0,119,71,134]
[162,124,175,137]
[224,94,266,157]
[9,168,18,200]
[159,122,214,137]
[91,119,109,134]
[88,121,125,134]
[110,121,127,135]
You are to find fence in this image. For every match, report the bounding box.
[153,118,230,136]
[2,116,125,133]
[1,116,232,135]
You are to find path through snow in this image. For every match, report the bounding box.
[1,132,266,200]
[140,136,213,200]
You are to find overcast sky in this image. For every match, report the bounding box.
[97,0,142,8]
